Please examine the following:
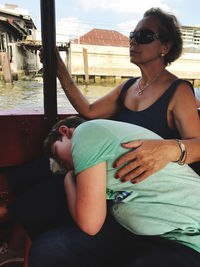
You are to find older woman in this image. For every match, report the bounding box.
[54,8,200,182]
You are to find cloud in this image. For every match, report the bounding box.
[56,17,138,38]
[117,20,139,36]
[56,17,91,40]
[78,0,171,15]
[55,1,179,39]
[0,4,29,16]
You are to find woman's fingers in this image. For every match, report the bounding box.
[39,49,43,63]
[114,139,170,183]
[114,140,142,168]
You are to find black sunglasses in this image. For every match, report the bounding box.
[129,29,159,44]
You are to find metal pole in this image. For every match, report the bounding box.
[40,0,57,133]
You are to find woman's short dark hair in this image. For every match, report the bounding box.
[144,7,183,66]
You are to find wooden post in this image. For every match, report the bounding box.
[82,48,89,85]
[65,48,71,75]
[0,52,12,83]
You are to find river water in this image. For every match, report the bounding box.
[0,77,114,112]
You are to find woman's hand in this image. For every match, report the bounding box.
[55,48,71,86]
[114,139,179,184]
[39,47,43,63]
[39,47,70,87]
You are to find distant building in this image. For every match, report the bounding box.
[69,28,132,84]
[0,4,39,78]
[73,28,129,47]
[181,25,200,47]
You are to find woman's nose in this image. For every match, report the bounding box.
[130,37,137,45]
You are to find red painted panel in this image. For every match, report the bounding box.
[0,173,8,192]
[0,173,14,204]
[0,110,77,167]
[0,114,46,167]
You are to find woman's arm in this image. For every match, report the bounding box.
[171,82,200,162]
[113,82,200,183]
[56,49,123,119]
[64,162,107,235]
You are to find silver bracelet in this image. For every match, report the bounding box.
[62,79,74,91]
[174,139,187,165]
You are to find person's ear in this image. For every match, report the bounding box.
[161,41,172,56]
[58,126,72,138]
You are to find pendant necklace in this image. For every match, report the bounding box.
[137,69,165,96]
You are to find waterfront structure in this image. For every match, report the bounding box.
[0,4,70,81]
[70,29,131,84]
[0,4,39,80]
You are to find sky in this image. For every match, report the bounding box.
[1,0,200,40]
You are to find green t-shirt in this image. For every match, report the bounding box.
[72,119,200,253]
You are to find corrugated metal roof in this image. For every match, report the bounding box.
[73,28,129,47]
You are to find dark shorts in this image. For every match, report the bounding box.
[28,214,200,267]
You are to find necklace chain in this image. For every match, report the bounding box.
[137,69,165,96]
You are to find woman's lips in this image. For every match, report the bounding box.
[130,50,140,56]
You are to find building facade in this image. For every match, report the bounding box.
[0,4,39,80]
[181,25,200,47]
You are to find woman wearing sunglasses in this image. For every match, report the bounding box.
[6,7,200,267]
[54,7,200,180]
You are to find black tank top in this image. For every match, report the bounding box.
[113,78,194,139]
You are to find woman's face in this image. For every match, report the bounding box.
[129,16,166,66]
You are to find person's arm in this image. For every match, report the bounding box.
[171,82,200,162]
[55,49,123,119]
[113,82,200,183]
[64,162,107,235]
